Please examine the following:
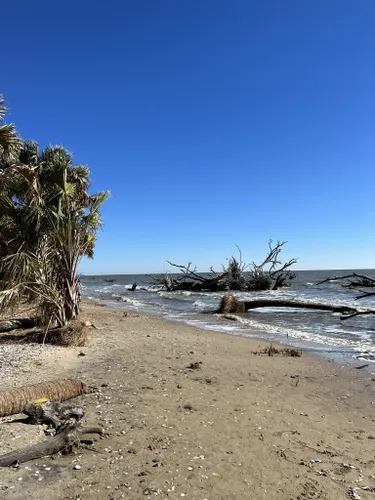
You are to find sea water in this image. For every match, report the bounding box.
[81,270,375,364]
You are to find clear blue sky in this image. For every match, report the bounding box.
[2,1,375,273]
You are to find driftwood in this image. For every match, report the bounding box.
[0,317,37,333]
[217,293,375,320]
[151,241,297,292]
[0,380,88,417]
[0,424,104,467]
[317,273,375,300]
[24,400,85,431]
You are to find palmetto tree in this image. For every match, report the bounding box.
[0,95,20,160]
[0,141,109,327]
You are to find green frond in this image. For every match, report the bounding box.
[0,95,21,158]
[0,133,108,327]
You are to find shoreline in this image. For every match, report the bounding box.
[90,296,375,371]
[0,301,375,499]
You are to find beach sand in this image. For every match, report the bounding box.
[0,301,375,499]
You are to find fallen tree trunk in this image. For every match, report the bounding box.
[0,424,104,467]
[0,380,88,417]
[0,318,37,333]
[243,299,355,313]
[216,293,374,319]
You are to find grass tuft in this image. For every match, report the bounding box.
[253,344,302,357]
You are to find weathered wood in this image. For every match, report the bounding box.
[0,424,104,467]
[150,241,297,292]
[0,380,88,417]
[0,317,37,333]
[317,272,375,288]
[243,299,356,313]
[24,400,85,430]
[317,272,375,300]
[216,293,375,321]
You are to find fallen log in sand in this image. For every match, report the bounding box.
[0,424,104,467]
[0,318,37,333]
[217,293,375,320]
[0,380,88,417]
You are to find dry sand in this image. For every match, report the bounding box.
[0,301,375,500]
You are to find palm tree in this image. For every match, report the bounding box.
[0,142,109,328]
[0,95,20,160]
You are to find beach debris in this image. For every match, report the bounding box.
[317,272,375,300]
[350,486,362,499]
[0,424,104,467]
[186,361,202,370]
[27,320,90,346]
[150,241,297,292]
[218,293,365,320]
[0,379,88,417]
[24,399,85,432]
[355,364,369,370]
[0,317,38,333]
[142,487,158,495]
[252,344,302,357]
[180,403,194,412]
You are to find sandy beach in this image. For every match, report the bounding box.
[0,301,375,500]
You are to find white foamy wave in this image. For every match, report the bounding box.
[215,314,375,360]
[192,299,211,310]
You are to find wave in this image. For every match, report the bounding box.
[82,279,375,364]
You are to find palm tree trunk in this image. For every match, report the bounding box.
[0,380,88,417]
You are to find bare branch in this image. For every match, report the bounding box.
[355,290,375,300]
[150,241,297,292]
[317,273,375,287]
[341,309,375,320]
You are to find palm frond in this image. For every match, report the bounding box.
[0,135,109,327]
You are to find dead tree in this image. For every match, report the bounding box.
[217,293,375,320]
[151,241,297,292]
[317,273,375,300]
[249,240,297,290]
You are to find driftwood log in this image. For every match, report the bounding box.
[0,318,37,333]
[0,380,88,417]
[0,424,104,467]
[217,293,375,320]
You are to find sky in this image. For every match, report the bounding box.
[2,0,375,273]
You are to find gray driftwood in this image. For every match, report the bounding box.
[217,293,375,320]
[24,400,85,431]
[0,424,104,467]
[0,318,37,333]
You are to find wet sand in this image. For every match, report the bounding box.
[0,301,375,499]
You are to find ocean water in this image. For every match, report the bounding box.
[81,270,375,364]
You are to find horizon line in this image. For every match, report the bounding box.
[80,267,375,276]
